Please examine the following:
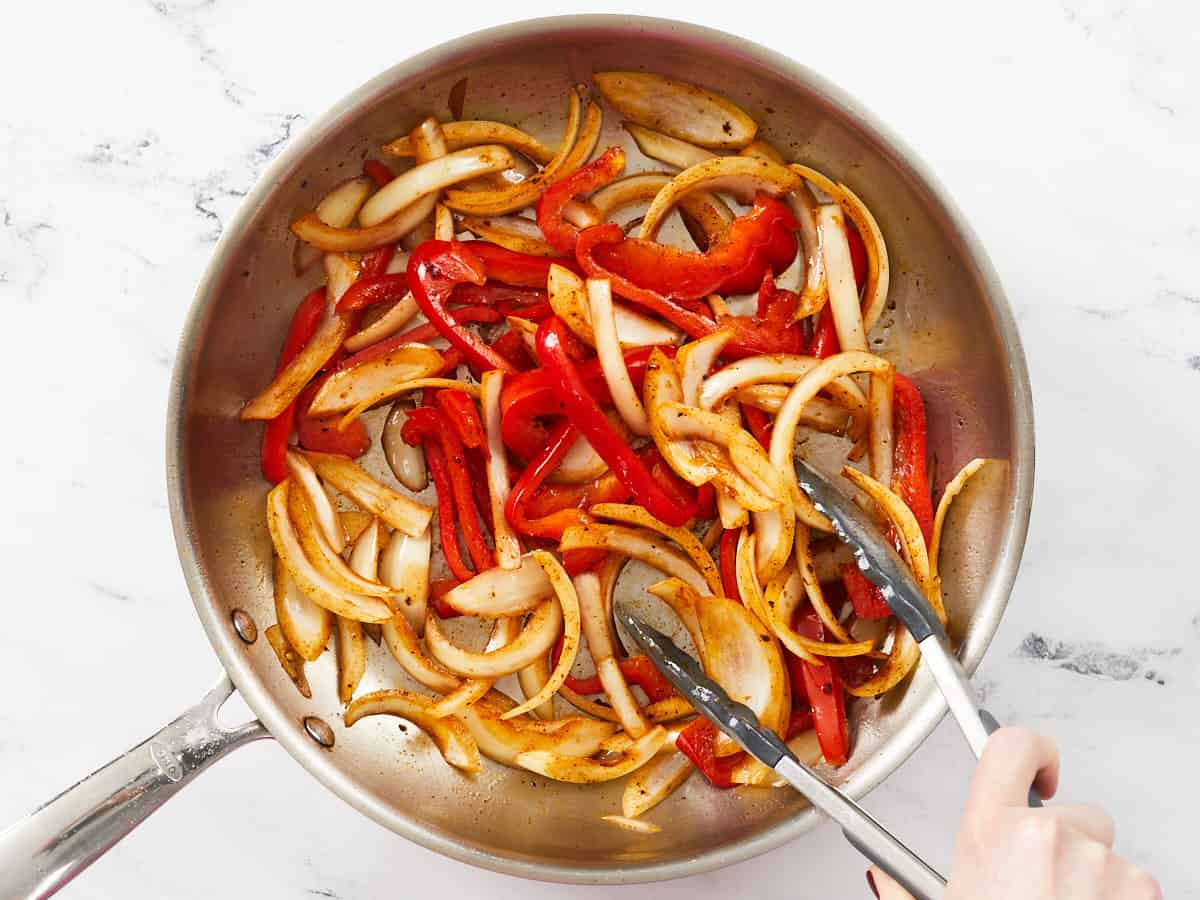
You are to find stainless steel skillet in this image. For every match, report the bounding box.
[0,15,1033,895]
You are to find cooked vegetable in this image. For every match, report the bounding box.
[595,72,757,149]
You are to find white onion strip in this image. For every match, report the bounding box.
[817,205,868,354]
[379,526,431,634]
[307,343,444,417]
[794,524,856,644]
[302,450,432,537]
[343,294,420,352]
[284,450,345,551]
[358,145,513,227]
[559,523,710,596]
[344,690,481,773]
[273,554,331,662]
[590,503,722,596]
[384,120,555,165]
[588,278,649,436]
[930,458,992,581]
[441,554,553,617]
[516,726,668,784]
[426,597,563,679]
[382,404,428,492]
[480,371,521,569]
[575,571,648,738]
[381,614,459,692]
[622,751,693,818]
[596,72,757,149]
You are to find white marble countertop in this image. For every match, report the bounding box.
[2,2,1196,897]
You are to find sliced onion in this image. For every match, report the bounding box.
[335,615,366,706]
[500,551,581,719]
[273,554,331,662]
[265,624,311,698]
[596,73,757,149]
[645,577,706,654]
[384,120,555,165]
[868,365,895,487]
[548,432,608,484]
[559,523,710,596]
[241,255,357,420]
[302,450,432,537]
[930,458,992,581]
[549,265,682,350]
[794,524,856,643]
[340,510,376,542]
[294,176,373,274]
[730,729,822,785]
[382,404,428,492]
[344,294,421,352]
[644,348,720,487]
[433,202,455,241]
[442,88,588,216]
[481,371,521,569]
[344,689,482,773]
[458,691,617,767]
[787,184,826,318]
[459,215,557,256]
[602,815,662,834]
[589,278,649,436]
[698,594,789,736]
[379,526,431,633]
[639,157,803,241]
[734,530,770,628]
[791,164,890,333]
[284,450,345,551]
[734,386,851,434]
[516,725,668,784]
[817,204,868,353]
[286,488,395,601]
[381,613,458,692]
[265,482,393,623]
[339,378,477,429]
[587,169,733,246]
[428,617,523,718]
[591,503,722,596]
[358,145,513,227]
[516,656,555,720]
[767,351,894,529]
[622,750,693,818]
[739,140,786,164]
[699,353,867,422]
[291,203,431,253]
[575,571,648,738]
[426,597,563,678]
[442,554,553,617]
[716,490,748,530]
[677,329,733,406]
[751,504,794,584]
[622,122,717,170]
[307,343,444,417]
[763,564,876,661]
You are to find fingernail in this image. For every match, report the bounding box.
[866,870,880,898]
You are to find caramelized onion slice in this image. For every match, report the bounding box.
[622,750,693,818]
[595,72,757,149]
[345,689,482,773]
[559,523,711,596]
[379,525,431,634]
[698,594,789,736]
[516,725,668,784]
[274,554,331,662]
[481,371,521,569]
[384,120,555,165]
[382,404,428,492]
[588,278,649,436]
[591,503,722,596]
[622,123,717,170]
[442,554,553,617]
[458,691,617,767]
[302,450,432,537]
[459,214,558,256]
[358,145,513,227]
[287,488,395,600]
[381,614,459,693]
[265,625,311,698]
[285,450,345,551]
[426,598,563,678]
[930,458,992,581]
[344,293,420,352]
[307,344,445,417]
[794,524,855,643]
[763,564,876,660]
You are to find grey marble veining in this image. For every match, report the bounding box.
[1,1,1196,897]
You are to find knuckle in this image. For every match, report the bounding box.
[1127,867,1163,900]
[1015,813,1061,852]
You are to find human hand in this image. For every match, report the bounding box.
[867,728,1160,899]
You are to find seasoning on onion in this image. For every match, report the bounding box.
[384,120,555,165]
[481,370,522,569]
[344,689,482,773]
[273,554,331,662]
[265,624,312,698]
[382,404,428,492]
[595,72,757,149]
[378,525,431,634]
[301,450,433,538]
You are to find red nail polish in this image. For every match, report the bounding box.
[866,870,880,899]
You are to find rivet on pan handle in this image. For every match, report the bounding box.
[0,675,268,900]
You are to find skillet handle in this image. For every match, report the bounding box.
[0,675,268,900]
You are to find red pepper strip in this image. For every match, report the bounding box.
[360,242,397,279]
[436,389,484,449]
[498,299,553,320]
[796,608,849,766]
[809,304,840,358]
[430,578,463,619]
[524,470,630,520]
[404,406,494,573]
[408,241,518,374]
[562,550,609,576]
[841,563,893,620]
[847,222,868,288]
[451,282,547,308]
[363,159,395,188]
[498,346,666,460]
[536,317,696,527]
[537,146,627,254]
[335,273,409,313]
[436,348,463,377]
[892,374,934,545]
[742,403,773,448]
[490,328,534,370]
[676,719,742,789]
[563,655,675,702]
[410,433,474,581]
[464,445,494,539]
[505,421,592,539]
[586,192,798,300]
[642,445,703,514]
[719,528,742,602]
[294,378,372,458]
[783,644,815,737]
[695,483,717,521]
[467,241,581,288]
[717,269,806,360]
[261,288,327,482]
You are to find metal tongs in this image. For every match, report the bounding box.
[616,459,1040,900]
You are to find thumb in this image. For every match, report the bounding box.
[867,866,915,900]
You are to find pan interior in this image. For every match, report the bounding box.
[170,17,1029,883]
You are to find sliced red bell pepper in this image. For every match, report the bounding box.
[261,288,327,483]
[847,221,868,288]
[360,242,397,279]
[795,608,849,766]
[402,415,473,581]
[293,379,372,458]
[695,483,717,521]
[429,578,463,619]
[505,421,592,540]
[498,299,553,320]
[363,159,395,188]
[436,389,484,449]
[742,403,773,447]
[719,528,742,603]
[498,345,665,460]
[451,282,547,308]
[892,374,934,546]
[585,192,798,300]
[408,240,518,374]
[841,563,893,620]
[490,328,534,370]
[676,718,743,788]
[562,549,609,576]
[523,470,631,521]
[464,445,494,539]
[467,241,580,288]
[537,146,626,254]
[340,306,503,369]
[436,348,463,377]
[335,272,409,313]
[402,405,494,576]
[536,317,696,527]
[809,304,840,358]
[563,655,675,702]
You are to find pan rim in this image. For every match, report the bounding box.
[166,14,1034,885]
